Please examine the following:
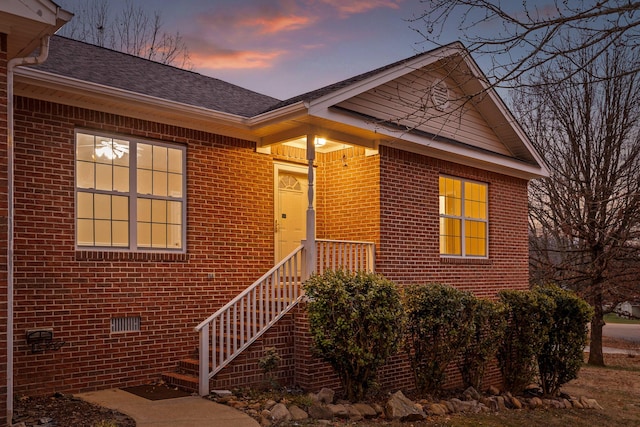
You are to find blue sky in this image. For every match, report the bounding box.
[55,0,439,99]
[54,0,559,100]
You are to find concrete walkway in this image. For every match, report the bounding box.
[76,388,260,427]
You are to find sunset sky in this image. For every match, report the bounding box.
[56,0,439,99]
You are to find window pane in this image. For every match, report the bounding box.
[439,177,461,216]
[95,163,113,191]
[152,223,167,248]
[112,221,129,247]
[138,198,151,222]
[112,196,128,221]
[439,217,461,255]
[112,139,130,167]
[94,194,111,220]
[168,173,182,198]
[138,143,152,169]
[113,165,129,192]
[95,137,116,164]
[168,148,182,174]
[77,192,93,218]
[168,224,182,249]
[76,161,95,189]
[77,219,94,246]
[154,145,168,171]
[167,201,182,224]
[137,221,151,247]
[138,169,152,195]
[94,219,111,246]
[465,221,487,256]
[152,199,167,223]
[76,133,95,161]
[153,171,168,196]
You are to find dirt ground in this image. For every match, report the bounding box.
[11,335,640,427]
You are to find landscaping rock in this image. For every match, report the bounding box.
[288,404,309,421]
[269,403,291,423]
[463,386,481,401]
[385,391,426,421]
[426,403,448,415]
[510,396,523,409]
[211,390,233,398]
[327,403,349,419]
[317,388,335,404]
[346,405,364,421]
[529,397,543,408]
[352,403,377,418]
[308,403,333,420]
[487,385,500,395]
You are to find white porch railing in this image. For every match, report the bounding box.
[195,245,305,396]
[195,239,376,396]
[316,239,375,274]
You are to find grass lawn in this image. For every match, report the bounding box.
[604,313,640,324]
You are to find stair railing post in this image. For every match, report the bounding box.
[199,323,209,396]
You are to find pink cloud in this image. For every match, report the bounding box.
[189,47,286,70]
[241,14,314,34]
[320,0,403,16]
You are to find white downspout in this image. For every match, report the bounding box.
[6,35,51,426]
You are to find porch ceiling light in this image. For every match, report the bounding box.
[315,137,326,147]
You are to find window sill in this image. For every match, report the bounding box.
[440,256,491,265]
[76,250,189,262]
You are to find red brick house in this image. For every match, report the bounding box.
[1,1,547,424]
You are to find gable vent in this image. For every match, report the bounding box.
[431,80,450,111]
[111,316,141,333]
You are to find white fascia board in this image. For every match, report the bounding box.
[16,67,249,128]
[247,101,309,129]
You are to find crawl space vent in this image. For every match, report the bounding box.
[111,316,141,333]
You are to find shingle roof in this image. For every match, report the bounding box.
[32,36,282,117]
[263,51,427,114]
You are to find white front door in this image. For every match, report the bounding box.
[275,165,309,263]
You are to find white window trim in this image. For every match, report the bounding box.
[439,175,489,259]
[74,129,187,253]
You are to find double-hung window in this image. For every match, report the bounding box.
[439,176,488,257]
[75,131,186,251]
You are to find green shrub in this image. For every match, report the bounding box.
[458,298,507,390]
[404,283,475,396]
[497,289,555,393]
[534,284,593,396]
[303,269,404,401]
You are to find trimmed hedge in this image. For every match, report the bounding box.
[303,269,404,401]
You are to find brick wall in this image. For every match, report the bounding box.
[12,97,275,396]
[10,95,530,398]
[0,32,8,426]
[378,145,530,294]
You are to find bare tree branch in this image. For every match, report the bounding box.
[412,0,640,88]
[57,0,192,69]
[518,40,640,365]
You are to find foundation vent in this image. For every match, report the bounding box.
[111,316,141,333]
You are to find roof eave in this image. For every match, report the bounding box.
[15,67,256,140]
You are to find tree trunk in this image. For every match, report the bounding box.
[587,299,605,366]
